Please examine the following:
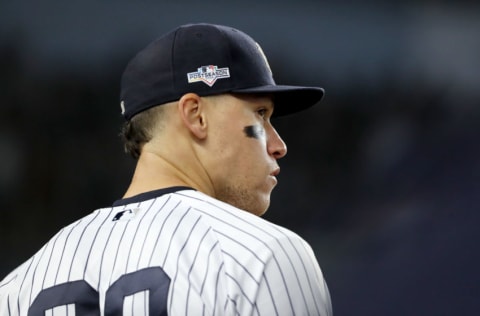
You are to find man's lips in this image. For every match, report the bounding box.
[270,168,280,185]
[270,168,280,177]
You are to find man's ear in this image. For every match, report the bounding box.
[177,93,208,139]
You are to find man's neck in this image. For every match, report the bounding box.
[123,150,214,199]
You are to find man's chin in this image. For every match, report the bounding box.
[216,188,271,216]
[249,196,271,217]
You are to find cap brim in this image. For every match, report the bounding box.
[231,85,325,117]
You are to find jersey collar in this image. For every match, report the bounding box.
[112,186,194,207]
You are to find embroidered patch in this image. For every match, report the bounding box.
[187,65,230,87]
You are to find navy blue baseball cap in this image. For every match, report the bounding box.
[120,23,324,120]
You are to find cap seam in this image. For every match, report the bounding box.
[171,27,181,97]
[215,25,235,90]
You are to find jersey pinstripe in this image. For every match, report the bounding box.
[0,187,332,315]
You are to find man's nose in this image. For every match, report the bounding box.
[267,127,287,159]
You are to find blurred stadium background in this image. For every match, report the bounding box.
[1,1,479,314]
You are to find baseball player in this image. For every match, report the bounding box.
[0,23,332,315]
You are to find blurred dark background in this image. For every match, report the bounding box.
[1,1,479,315]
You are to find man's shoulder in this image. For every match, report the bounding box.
[114,189,312,263]
[173,190,283,230]
[173,190,308,251]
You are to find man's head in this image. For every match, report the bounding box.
[119,23,325,215]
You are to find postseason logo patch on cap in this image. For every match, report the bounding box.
[187,65,230,87]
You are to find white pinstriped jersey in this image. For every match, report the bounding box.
[0,187,332,315]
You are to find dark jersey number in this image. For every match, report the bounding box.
[28,280,98,315]
[28,267,170,316]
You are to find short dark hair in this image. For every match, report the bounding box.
[120,105,165,159]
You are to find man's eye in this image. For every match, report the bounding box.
[257,108,267,118]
